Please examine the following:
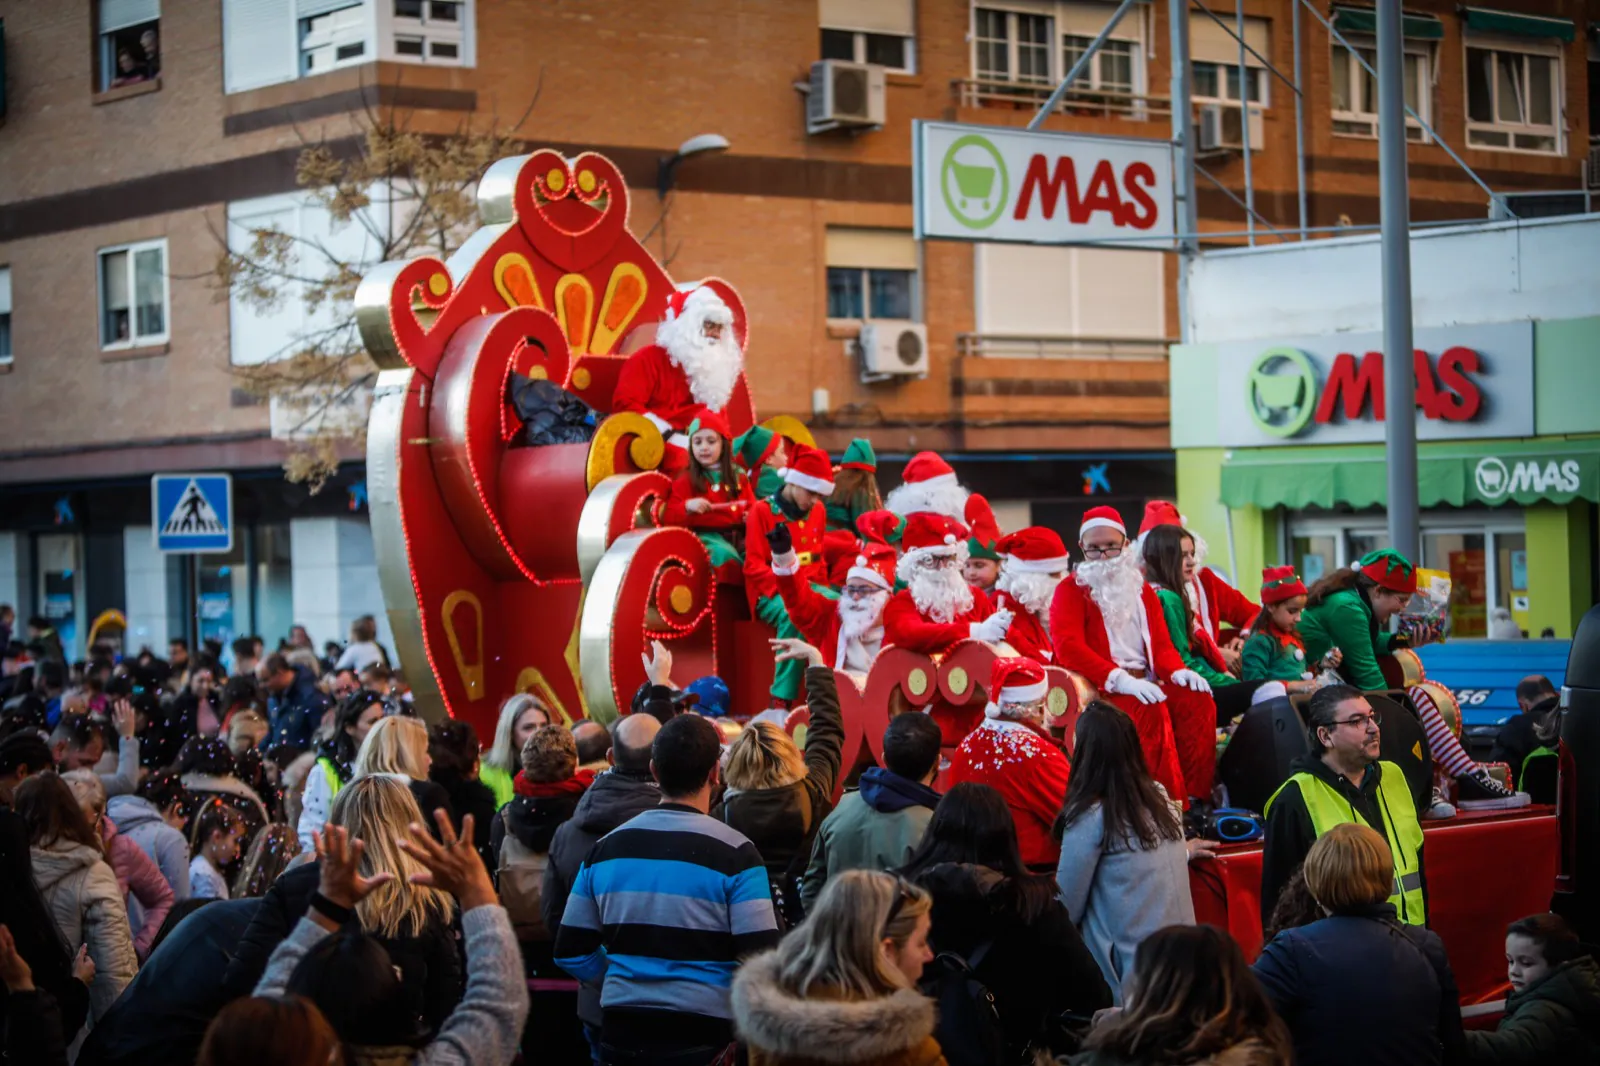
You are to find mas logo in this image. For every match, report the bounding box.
[1246,347,1317,438]
[1475,456,1582,502]
[940,135,1009,230]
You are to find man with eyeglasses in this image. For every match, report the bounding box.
[1262,683,1429,926]
[772,538,897,676]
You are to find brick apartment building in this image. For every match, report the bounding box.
[0,0,1592,661]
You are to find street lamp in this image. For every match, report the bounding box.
[657,133,731,199]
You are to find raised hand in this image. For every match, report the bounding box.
[398,809,497,912]
[765,524,793,557]
[72,945,95,985]
[0,926,33,992]
[770,638,824,668]
[641,640,673,688]
[112,697,136,738]
[313,823,394,911]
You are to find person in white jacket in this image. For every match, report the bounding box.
[296,691,386,851]
[14,771,139,1020]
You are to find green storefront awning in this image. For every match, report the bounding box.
[1462,6,1575,42]
[1220,438,1600,510]
[1331,6,1445,39]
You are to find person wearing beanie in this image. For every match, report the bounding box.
[993,527,1072,666]
[746,444,836,708]
[773,540,896,675]
[1241,566,1324,692]
[963,494,1004,600]
[946,658,1071,868]
[884,451,969,522]
[1138,501,1259,653]
[734,425,789,500]
[826,438,882,534]
[659,407,757,580]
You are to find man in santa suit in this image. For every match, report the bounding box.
[1049,506,1212,804]
[882,513,1012,657]
[773,541,896,676]
[884,451,968,521]
[1138,501,1258,661]
[746,444,834,706]
[946,657,1071,869]
[962,493,1003,601]
[993,527,1072,665]
[613,285,744,473]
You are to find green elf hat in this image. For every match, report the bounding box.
[838,438,877,472]
[733,425,781,472]
[1356,548,1417,595]
[964,492,1001,561]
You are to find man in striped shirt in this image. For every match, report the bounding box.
[555,713,780,1066]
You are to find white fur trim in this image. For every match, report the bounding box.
[1079,516,1126,537]
[910,471,958,489]
[1003,553,1072,574]
[643,411,673,433]
[984,701,1002,719]
[998,678,1049,703]
[845,565,891,591]
[782,468,835,495]
[666,432,690,449]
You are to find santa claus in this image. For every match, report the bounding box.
[884,451,969,521]
[1048,506,1212,804]
[946,657,1071,868]
[993,527,1072,665]
[612,285,744,472]
[774,540,896,675]
[1137,501,1258,654]
[882,512,1011,656]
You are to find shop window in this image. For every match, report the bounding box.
[98,1,160,92]
[825,228,918,321]
[98,239,168,350]
[0,266,11,365]
[1466,40,1562,153]
[37,534,83,659]
[391,0,467,65]
[1331,37,1430,142]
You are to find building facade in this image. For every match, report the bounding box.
[0,0,1593,659]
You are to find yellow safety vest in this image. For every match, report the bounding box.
[317,756,345,801]
[1267,760,1426,925]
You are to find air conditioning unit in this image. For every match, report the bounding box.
[1196,103,1265,153]
[807,60,886,134]
[858,321,928,380]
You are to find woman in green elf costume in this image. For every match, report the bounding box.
[1300,549,1437,691]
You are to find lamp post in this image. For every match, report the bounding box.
[657,133,731,199]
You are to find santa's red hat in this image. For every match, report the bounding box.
[900,451,958,491]
[900,512,969,556]
[845,542,897,592]
[1138,500,1184,536]
[686,406,732,442]
[663,284,731,325]
[1260,565,1308,604]
[997,527,1071,573]
[1079,506,1126,540]
[782,444,836,495]
[985,657,1049,719]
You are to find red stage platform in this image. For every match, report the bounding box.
[1190,805,1559,1005]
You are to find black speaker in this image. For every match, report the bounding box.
[1217,696,1310,814]
[1375,692,1433,811]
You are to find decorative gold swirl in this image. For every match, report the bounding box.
[761,415,816,449]
[586,412,666,491]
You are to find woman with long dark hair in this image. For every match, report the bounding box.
[1074,925,1292,1065]
[1300,549,1429,691]
[902,782,1109,1061]
[1055,702,1210,1003]
[297,690,386,851]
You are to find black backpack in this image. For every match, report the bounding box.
[921,941,1005,1066]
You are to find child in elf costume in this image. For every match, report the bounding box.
[1240,566,1328,695]
[962,493,1003,601]
[825,438,882,533]
[733,424,789,500]
[659,407,755,580]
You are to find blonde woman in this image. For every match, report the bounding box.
[220,776,464,1029]
[480,694,552,808]
[354,714,455,836]
[732,869,944,1066]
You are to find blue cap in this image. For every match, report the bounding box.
[684,675,730,718]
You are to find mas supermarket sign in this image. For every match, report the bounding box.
[914,121,1174,248]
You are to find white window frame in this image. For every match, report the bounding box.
[973,6,1054,86]
[1191,60,1271,108]
[98,1,161,93]
[826,266,922,323]
[301,2,371,77]
[98,239,170,351]
[1061,33,1138,96]
[820,25,917,74]
[972,4,1146,97]
[0,266,11,365]
[1463,35,1563,155]
[1330,36,1432,143]
[390,0,470,65]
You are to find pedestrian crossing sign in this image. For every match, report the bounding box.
[152,473,233,553]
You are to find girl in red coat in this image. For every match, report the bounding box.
[658,407,755,576]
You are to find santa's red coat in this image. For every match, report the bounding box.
[612,344,716,432]
[947,717,1071,868]
[1193,569,1258,641]
[883,585,995,656]
[994,591,1052,665]
[777,570,878,671]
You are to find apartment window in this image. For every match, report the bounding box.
[1062,35,1135,95]
[0,267,11,364]
[98,0,160,91]
[826,229,918,321]
[99,240,168,349]
[1466,41,1561,152]
[1189,14,1270,106]
[821,29,915,72]
[1331,39,1430,141]
[1193,61,1267,104]
[975,8,1052,84]
[302,3,368,75]
[392,0,466,64]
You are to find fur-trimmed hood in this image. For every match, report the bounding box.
[732,950,943,1064]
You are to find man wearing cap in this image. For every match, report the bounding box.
[884,451,969,522]
[1138,501,1258,659]
[774,541,896,675]
[747,444,836,706]
[826,438,882,533]
[993,527,1073,665]
[614,285,745,473]
[963,494,1004,601]
[1049,506,1208,803]
[947,658,1072,868]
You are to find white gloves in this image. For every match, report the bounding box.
[1172,669,1213,694]
[643,412,673,433]
[1105,667,1166,705]
[969,609,1014,643]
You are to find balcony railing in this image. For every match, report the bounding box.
[1587,137,1600,191]
[956,333,1172,360]
[954,77,1171,121]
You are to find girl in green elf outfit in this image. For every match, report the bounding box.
[1240,565,1335,695]
[1299,548,1433,691]
[660,407,755,575]
[824,438,881,533]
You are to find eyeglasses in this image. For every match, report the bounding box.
[1082,545,1123,559]
[1331,711,1382,729]
[842,585,882,599]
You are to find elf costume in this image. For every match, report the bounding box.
[659,409,756,576]
[1240,567,1312,683]
[733,425,786,500]
[744,444,834,702]
[1300,549,1415,691]
[825,437,878,533]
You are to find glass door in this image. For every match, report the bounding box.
[36,533,84,659]
[1422,532,1488,637]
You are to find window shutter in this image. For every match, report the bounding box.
[99,0,160,33]
[223,0,298,92]
[1189,12,1270,66]
[1059,1,1143,39]
[0,268,11,315]
[298,0,362,18]
[826,228,917,270]
[817,0,913,36]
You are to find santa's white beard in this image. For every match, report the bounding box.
[907,563,974,625]
[885,480,970,521]
[661,314,743,412]
[997,568,1062,620]
[1075,551,1145,632]
[838,590,888,641]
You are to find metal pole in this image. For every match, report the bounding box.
[1235,0,1255,245]
[1169,0,1198,341]
[190,554,202,652]
[1292,0,1308,239]
[1377,0,1418,559]
[1027,0,1141,130]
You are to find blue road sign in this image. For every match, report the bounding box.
[152,474,233,553]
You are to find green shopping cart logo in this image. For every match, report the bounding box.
[1246,347,1318,437]
[940,134,1009,230]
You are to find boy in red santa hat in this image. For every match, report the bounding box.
[993,527,1072,665]
[962,493,1004,601]
[884,451,969,522]
[1049,506,1212,804]
[774,539,896,676]
[946,657,1071,869]
[746,444,835,706]
[1138,500,1258,658]
[613,285,744,473]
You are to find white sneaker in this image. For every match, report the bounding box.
[1425,787,1457,819]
